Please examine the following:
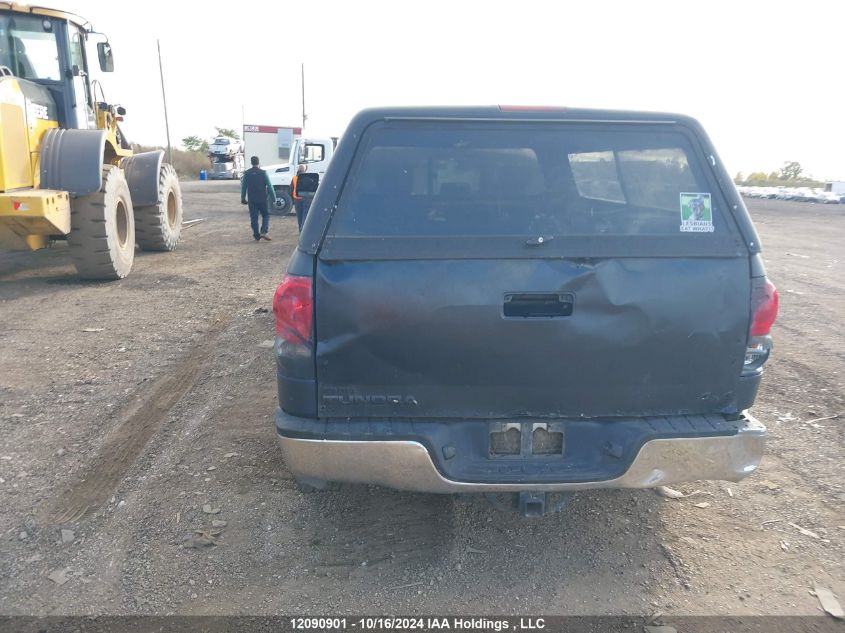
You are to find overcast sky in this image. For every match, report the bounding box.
[63,0,843,179]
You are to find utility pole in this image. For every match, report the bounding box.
[301,63,307,131]
[157,39,172,164]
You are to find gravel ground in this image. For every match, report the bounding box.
[0,183,842,617]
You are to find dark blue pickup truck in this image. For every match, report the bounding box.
[271,106,778,516]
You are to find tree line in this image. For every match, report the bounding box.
[734,161,823,187]
[181,127,240,153]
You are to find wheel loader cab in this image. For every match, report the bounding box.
[0,9,99,131]
[0,4,183,279]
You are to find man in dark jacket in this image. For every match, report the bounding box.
[241,156,277,241]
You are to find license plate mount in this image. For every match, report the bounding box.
[489,421,564,458]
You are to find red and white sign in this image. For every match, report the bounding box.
[243,124,302,135]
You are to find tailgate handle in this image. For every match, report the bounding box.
[503,293,574,318]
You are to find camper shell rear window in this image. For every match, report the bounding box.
[321,120,745,259]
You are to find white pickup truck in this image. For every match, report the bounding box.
[266,137,336,214]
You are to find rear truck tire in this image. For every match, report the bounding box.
[134,163,183,251]
[270,189,293,216]
[68,165,135,280]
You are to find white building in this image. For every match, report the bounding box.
[242,124,301,168]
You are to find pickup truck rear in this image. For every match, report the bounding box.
[271,106,778,516]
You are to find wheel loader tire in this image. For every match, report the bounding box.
[68,166,135,280]
[134,163,183,251]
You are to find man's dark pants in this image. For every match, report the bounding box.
[248,201,269,239]
[296,197,312,231]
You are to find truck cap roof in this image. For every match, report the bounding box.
[347,105,701,128]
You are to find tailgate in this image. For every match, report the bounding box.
[315,257,748,418]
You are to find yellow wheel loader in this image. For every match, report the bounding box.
[0,3,181,279]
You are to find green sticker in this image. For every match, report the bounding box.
[679,192,714,232]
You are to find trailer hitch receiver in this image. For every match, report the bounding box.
[519,491,546,517]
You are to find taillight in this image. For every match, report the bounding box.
[750,279,779,336]
[272,275,312,344]
[744,278,778,374]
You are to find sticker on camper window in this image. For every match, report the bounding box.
[679,193,715,232]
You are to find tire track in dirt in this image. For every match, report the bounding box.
[50,316,232,523]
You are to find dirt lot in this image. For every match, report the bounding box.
[0,184,842,617]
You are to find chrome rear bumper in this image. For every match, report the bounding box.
[277,415,766,493]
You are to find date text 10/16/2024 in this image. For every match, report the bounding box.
[290,617,547,631]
